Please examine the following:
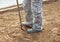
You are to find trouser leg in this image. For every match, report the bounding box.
[23,0,33,24]
[31,0,43,30]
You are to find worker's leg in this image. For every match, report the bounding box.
[32,0,42,30]
[27,0,43,33]
[23,0,33,24]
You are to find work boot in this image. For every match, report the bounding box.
[27,28,42,33]
[22,22,32,28]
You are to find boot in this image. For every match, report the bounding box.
[22,22,32,28]
[27,28,42,33]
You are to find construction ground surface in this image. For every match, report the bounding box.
[0,0,60,42]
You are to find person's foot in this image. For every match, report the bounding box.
[22,22,32,28]
[27,28,42,33]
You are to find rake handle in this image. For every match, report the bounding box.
[16,0,24,31]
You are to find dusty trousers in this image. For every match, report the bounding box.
[23,0,43,30]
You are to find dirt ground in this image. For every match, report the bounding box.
[0,0,60,42]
